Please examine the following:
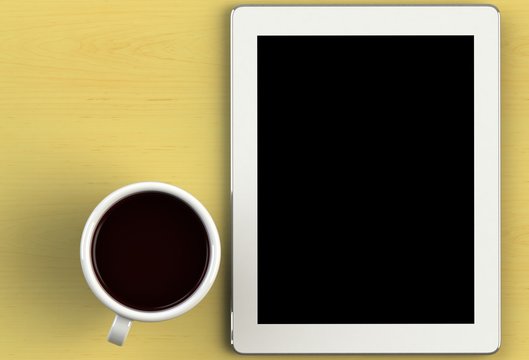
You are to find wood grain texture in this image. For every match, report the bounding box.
[0,0,524,358]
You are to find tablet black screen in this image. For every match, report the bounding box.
[257,36,474,324]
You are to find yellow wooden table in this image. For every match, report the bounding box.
[0,0,525,359]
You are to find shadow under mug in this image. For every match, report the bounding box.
[80,182,221,345]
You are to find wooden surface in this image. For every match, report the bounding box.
[0,0,524,358]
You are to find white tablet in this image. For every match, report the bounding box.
[231,5,500,354]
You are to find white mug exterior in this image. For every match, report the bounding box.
[80,182,221,325]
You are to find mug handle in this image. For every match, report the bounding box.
[107,315,132,346]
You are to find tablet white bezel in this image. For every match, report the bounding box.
[231,5,500,354]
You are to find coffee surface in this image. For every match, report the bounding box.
[92,191,209,311]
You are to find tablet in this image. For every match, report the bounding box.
[231,5,500,354]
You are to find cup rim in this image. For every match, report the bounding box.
[80,182,221,322]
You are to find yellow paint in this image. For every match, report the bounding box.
[0,0,524,358]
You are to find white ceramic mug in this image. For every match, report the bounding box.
[80,182,221,346]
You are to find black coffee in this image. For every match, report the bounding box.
[91,191,210,311]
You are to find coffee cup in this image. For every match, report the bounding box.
[80,182,220,345]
